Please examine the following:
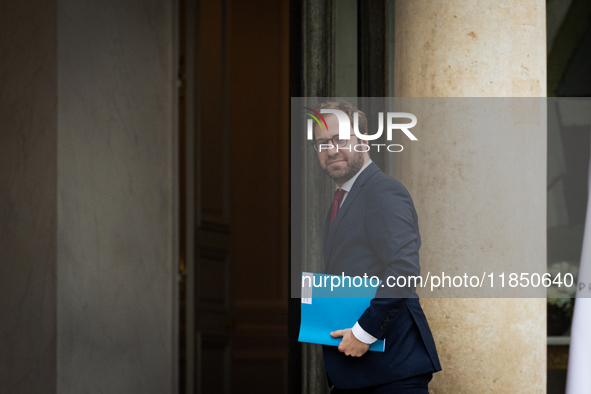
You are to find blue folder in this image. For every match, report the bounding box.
[298,272,385,352]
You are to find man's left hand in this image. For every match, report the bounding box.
[330,328,370,357]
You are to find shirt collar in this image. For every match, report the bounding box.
[338,159,372,193]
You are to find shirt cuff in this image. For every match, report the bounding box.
[352,322,377,344]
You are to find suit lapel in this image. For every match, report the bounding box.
[324,162,380,272]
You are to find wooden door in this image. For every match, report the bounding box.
[178,0,289,392]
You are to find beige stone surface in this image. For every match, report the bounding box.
[422,298,546,393]
[394,0,546,97]
[393,1,547,392]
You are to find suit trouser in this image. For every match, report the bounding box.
[330,372,433,394]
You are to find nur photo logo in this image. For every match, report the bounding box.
[303,107,418,153]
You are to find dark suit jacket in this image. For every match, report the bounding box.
[322,162,442,389]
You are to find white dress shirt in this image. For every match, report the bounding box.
[334,159,377,345]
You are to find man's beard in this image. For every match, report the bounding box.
[322,151,365,185]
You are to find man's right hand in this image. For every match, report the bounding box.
[330,328,370,357]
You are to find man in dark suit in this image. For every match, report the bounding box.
[313,101,442,393]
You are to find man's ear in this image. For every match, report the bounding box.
[359,133,369,145]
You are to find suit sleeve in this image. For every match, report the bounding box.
[356,179,421,340]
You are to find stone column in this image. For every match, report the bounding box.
[393,1,546,392]
[56,0,175,392]
[1,1,176,392]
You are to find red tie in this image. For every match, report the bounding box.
[330,189,346,227]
